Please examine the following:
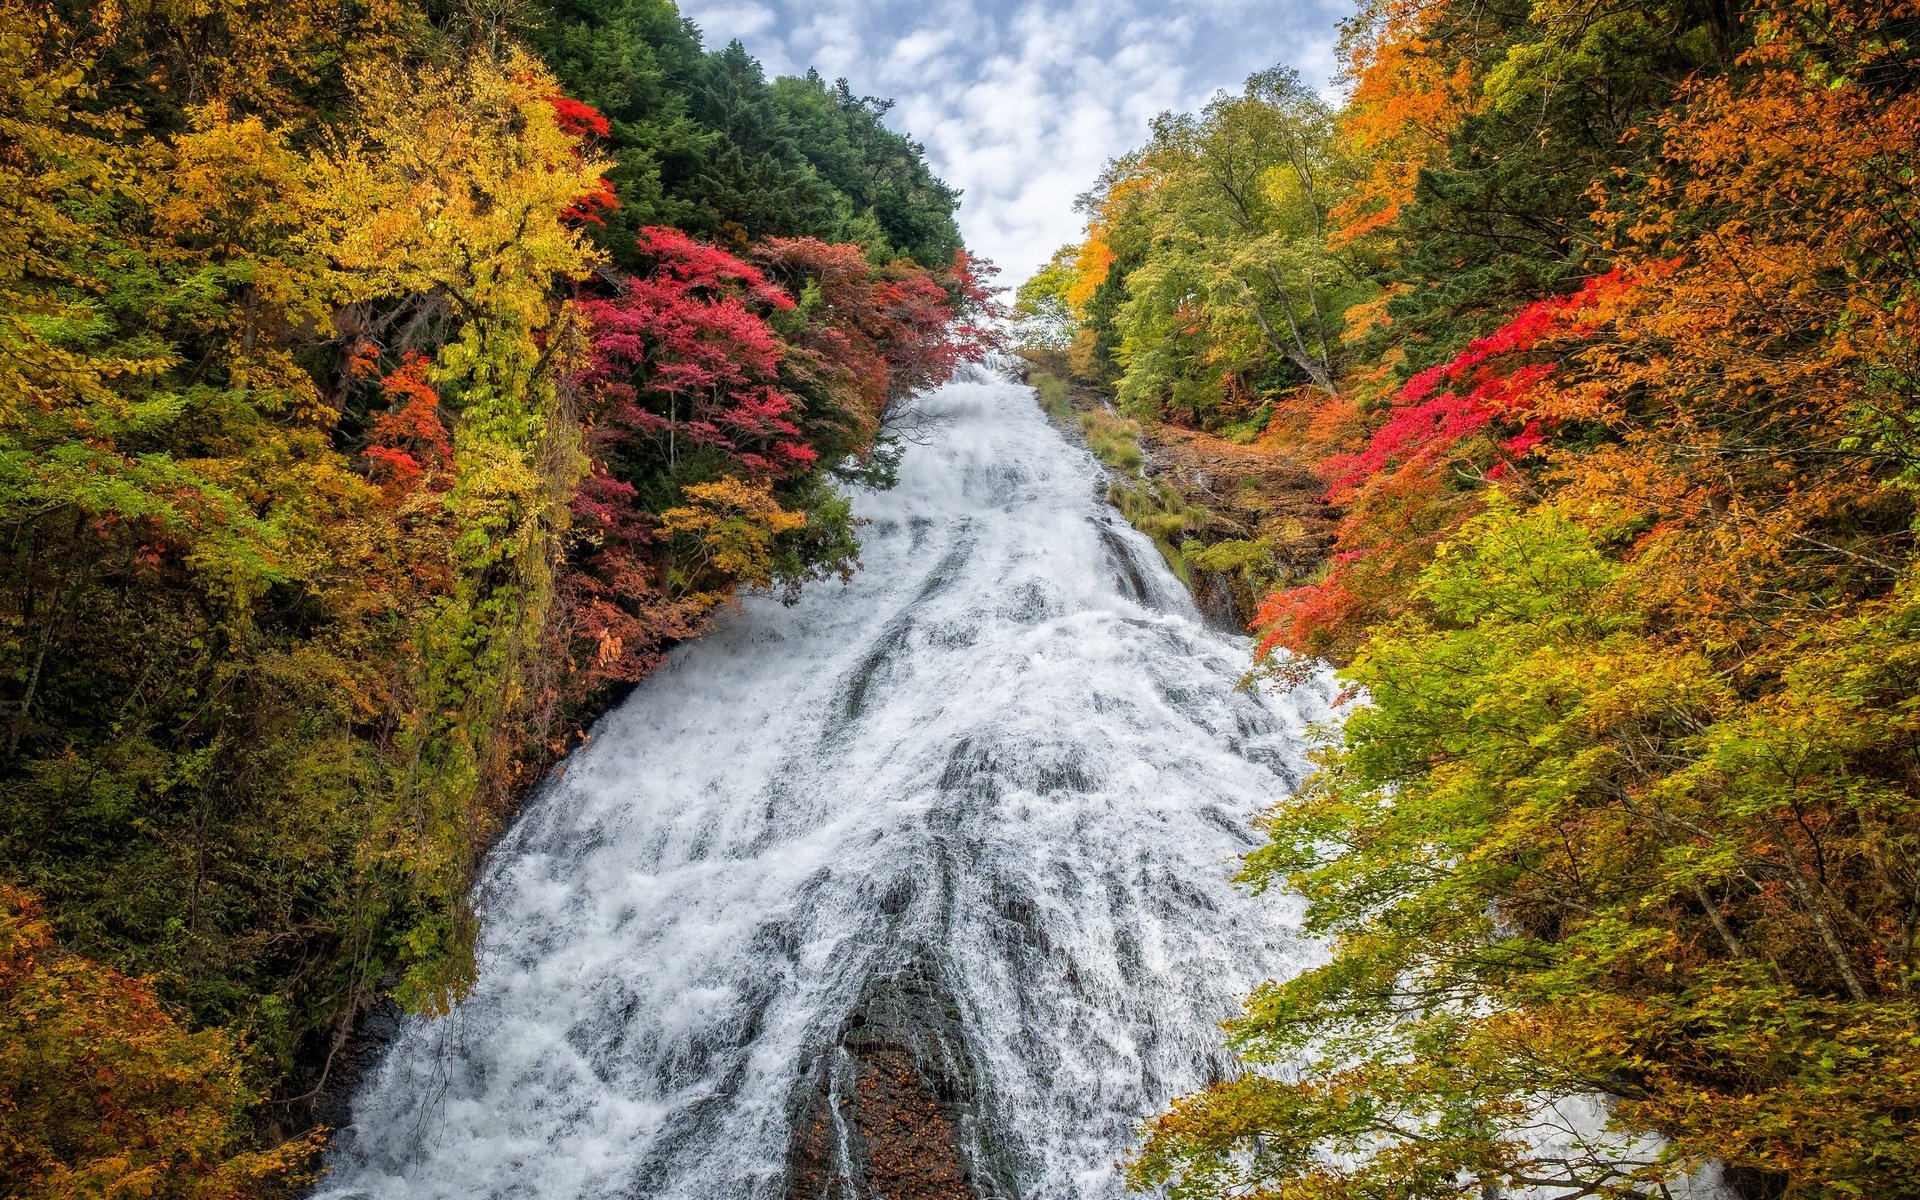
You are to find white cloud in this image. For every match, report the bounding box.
[676,0,1356,285]
[690,2,780,49]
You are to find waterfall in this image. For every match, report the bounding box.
[315,368,1338,1199]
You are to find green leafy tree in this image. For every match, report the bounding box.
[1092,68,1374,426]
[1137,501,1920,1198]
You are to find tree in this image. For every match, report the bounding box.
[0,0,978,1181]
[308,47,613,1011]
[1140,501,1920,1198]
[1254,271,1625,659]
[1,885,321,1198]
[1066,67,1373,429]
[1141,2,1920,1195]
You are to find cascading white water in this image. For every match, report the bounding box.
[316,369,1338,1200]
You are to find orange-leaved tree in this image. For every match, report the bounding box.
[1,886,321,1199]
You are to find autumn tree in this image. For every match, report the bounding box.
[1,886,320,1199]
[2,0,976,1174]
[1140,499,1920,1198]
[561,227,983,689]
[1041,67,1371,433]
[1130,0,1920,1196]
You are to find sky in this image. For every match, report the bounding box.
[674,0,1356,286]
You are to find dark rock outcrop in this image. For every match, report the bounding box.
[786,964,1012,1200]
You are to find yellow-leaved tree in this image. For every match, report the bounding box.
[309,48,613,1010]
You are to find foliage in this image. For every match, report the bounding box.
[1063,68,1371,427]
[0,0,979,1177]
[526,2,962,269]
[1137,502,1920,1198]
[659,477,808,596]
[1019,0,1920,1195]
[313,44,616,1014]
[1013,248,1080,351]
[1,885,320,1199]
[1253,270,1627,659]
[559,224,983,685]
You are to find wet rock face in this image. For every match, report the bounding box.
[1136,424,1336,628]
[786,966,1007,1200]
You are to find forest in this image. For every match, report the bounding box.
[0,0,990,1192]
[1021,0,1920,1195]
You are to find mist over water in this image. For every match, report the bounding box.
[316,369,1337,1199]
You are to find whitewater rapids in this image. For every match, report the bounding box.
[316,368,1337,1199]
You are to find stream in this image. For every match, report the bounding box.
[315,368,1337,1199]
